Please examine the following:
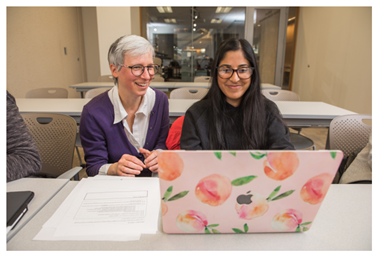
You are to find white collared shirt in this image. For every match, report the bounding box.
[98,85,156,174]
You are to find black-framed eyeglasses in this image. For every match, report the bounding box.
[217,66,254,79]
[119,64,159,76]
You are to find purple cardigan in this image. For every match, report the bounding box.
[79,88,169,177]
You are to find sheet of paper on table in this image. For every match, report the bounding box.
[34,176,160,241]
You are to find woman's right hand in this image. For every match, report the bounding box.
[108,154,146,177]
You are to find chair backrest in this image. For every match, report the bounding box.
[25,88,68,98]
[194,76,211,82]
[21,113,77,177]
[152,76,165,82]
[262,89,300,101]
[84,87,111,99]
[170,87,208,99]
[329,114,372,156]
[97,75,114,82]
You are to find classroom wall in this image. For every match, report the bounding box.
[292,7,372,115]
[81,7,100,82]
[96,7,132,77]
[81,7,140,81]
[6,7,87,98]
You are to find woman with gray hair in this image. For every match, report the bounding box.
[80,35,169,177]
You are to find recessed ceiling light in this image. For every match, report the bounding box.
[223,7,232,13]
[216,7,232,13]
[157,7,173,13]
[211,18,223,24]
[164,18,177,23]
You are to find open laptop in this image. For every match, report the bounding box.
[157,150,343,234]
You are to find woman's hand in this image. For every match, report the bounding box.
[108,154,146,176]
[139,148,159,173]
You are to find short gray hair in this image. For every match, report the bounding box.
[108,35,155,84]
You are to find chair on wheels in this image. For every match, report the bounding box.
[25,87,83,169]
[262,89,315,150]
[84,87,111,99]
[21,113,82,180]
[262,89,300,101]
[329,114,372,184]
[194,76,211,82]
[329,114,372,156]
[170,87,208,99]
[97,75,114,82]
[25,88,68,98]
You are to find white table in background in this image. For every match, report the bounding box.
[6,178,70,242]
[16,98,355,128]
[69,82,281,97]
[7,183,371,251]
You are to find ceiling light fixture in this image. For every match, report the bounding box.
[157,7,173,13]
[164,18,177,23]
[216,7,232,13]
[211,18,223,24]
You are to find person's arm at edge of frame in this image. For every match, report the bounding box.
[6,91,42,182]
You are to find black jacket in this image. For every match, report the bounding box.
[180,98,294,150]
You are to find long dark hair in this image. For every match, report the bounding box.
[204,38,272,150]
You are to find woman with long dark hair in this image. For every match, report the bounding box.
[180,38,294,150]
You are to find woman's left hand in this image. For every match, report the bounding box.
[139,148,159,173]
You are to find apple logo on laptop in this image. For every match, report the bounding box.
[236,191,253,205]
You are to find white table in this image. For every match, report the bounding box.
[6,178,69,242]
[16,98,355,128]
[69,82,281,97]
[7,183,372,251]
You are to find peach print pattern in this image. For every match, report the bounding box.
[158,150,343,234]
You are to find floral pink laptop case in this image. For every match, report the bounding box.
[157,150,343,234]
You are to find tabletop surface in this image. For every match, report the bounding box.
[16,98,355,120]
[6,178,69,242]
[7,183,371,251]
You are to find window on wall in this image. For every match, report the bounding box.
[141,6,246,82]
